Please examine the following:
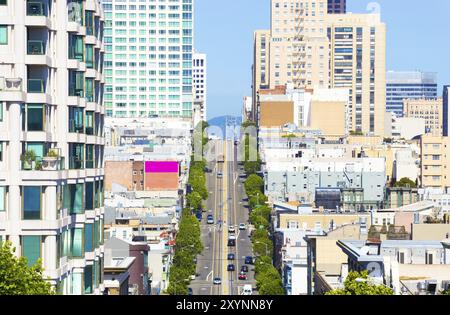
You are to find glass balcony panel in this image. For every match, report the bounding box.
[27,40,45,55]
[27,79,45,93]
[27,1,46,16]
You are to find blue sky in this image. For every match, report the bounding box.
[195,0,450,119]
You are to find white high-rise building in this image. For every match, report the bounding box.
[102,0,194,119]
[193,52,207,121]
[0,0,105,294]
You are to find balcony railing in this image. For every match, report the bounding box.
[0,77,23,91]
[27,1,46,16]
[27,40,45,55]
[27,79,45,93]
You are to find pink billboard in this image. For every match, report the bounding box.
[145,161,179,173]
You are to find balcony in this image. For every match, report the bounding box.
[27,1,46,17]
[27,40,45,55]
[27,79,45,93]
[0,78,22,91]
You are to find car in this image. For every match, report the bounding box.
[241,265,249,273]
[242,285,253,295]
[227,253,235,260]
[228,226,235,233]
[188,288,193,295]
[195,212,202,222]
[245,256,254,265]
[239,223,246,230]
[217,172,223,178]
[207,215,214,224]
[227,264,235,272]
[227,239,236,247]
[238,272,247,280]
[213,277,222,285]
[228,235,236,240]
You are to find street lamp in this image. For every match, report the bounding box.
[254,240,270,257]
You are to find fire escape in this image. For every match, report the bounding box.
[292,6,306,89]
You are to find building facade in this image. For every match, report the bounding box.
[444,85,449,136]
[102,0,194,118]
[193,52,206,121]
[420,134,450,191]
[252,30,270,121]
[404,98,443,136]
[0,0,106,294]
[386,71,438,117]
[328,14,386,136]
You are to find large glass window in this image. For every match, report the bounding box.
[21,235,41,266]
[0,186,5,212]
[85,11,94,35]
[85,182,94,210]
[85,45,94,68]
[84,223,93,252]
[22,186,41,220]
[69,143,84,169]
[85,111,94,135]
[85,144,94,169]
[68,34,83,61]
[84,265,93,294]
[0,25,7,45]
[25,142,45,162]
[63,183,84,214]
[24,104,45,131]
[85,78,94,102]
[68,106,84,133]
[71,227,84,257]
[68,70,84,97]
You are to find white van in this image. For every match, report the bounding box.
[242,285,252,295]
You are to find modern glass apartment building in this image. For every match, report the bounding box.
[0,0,105,294]
[386,71,438,117]
[102,0,194,118]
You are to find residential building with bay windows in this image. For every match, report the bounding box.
[0,0,106,295]
[101,0,194,118]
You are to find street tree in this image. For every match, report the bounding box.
[325,270,394,295]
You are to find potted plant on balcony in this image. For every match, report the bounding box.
[42,149,59,171]
[20,150,36,170]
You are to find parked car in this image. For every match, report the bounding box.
[188,288,193,295]
[238,272,247,280]
[241,265,249,273]
[227,253,235,260]
[213,277,222,285]
[227,264,235,272]
[207,215,214,224]
[245,256,254,265]
[195,212,202,222]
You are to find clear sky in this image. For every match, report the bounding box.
[195,0,450,120]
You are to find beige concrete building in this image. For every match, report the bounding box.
[252,30,271,121]
[309,88,349,136]
[420,134,450,190]
[269,0,330,90]
[404,98,443,136]
[411,223,450,241]
[279,212,371,231]
[259,100,295,128]
[328,14,387,136]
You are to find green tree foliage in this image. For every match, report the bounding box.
[244,174,264,197]
[393,177,417,188]
[0,241,54,295]
[255,261,284,295]
[248,194,268,209]
[186,192,203,211]
[326,271,394,295]
[241,120,256,129]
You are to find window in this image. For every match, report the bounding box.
[22,236,41,267]
[24,104,45,131]
[85,182,94,210]
[84,265,93,294]
[71,228,84,257]
[22,186,41,220]
[0,25,7,45]
[85,144,94,168]
[0,186,5,212]
[84,223,94,252]
[69,143,84,169]
[85,111,94,135]
[63,183,84,214]
[69,107,84,133]
[68,34,83,61]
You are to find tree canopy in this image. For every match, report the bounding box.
[393,177,417,188]
[326,271,394,295]
[0,241,54,295]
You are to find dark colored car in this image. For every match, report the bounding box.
[188,288,193,295]
[227,239,236,247]
[227,264,235,272]
[241,265,249,273]
[195,212,202,222]
[245,256,254,265]
[227,253,235,260]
